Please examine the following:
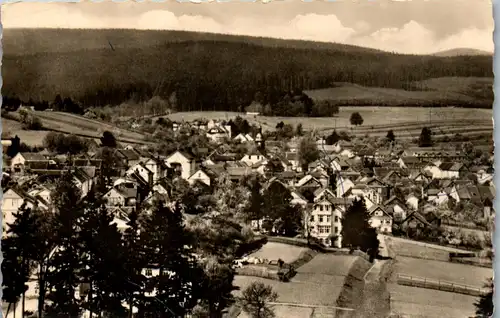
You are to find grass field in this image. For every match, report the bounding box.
[164,107,492,136]
[233,255,359,307]
[249,242,308,264]
[394,256,492,288]
[385,236,473,262]
[388,283,477,318]
[1,117,49,146]
[3,110,154,146]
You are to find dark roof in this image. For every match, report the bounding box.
[117,149,141,161]
[19,152,47,161]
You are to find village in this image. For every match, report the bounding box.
[1,112,495,318]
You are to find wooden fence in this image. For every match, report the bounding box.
[397,274,489,297]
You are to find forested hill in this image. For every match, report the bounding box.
[2,28,493,112]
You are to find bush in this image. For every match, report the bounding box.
[19,109,43,130]
[43,132,89,154]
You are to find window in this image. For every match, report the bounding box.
[145,269,153,277]
[334,227,339,234]
[319,216,324,223]
[318,226,331,234]
[326,216,331,222]
[334,216,339,222]
[320,205,324,212]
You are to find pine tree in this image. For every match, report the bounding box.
[139,202,204,317]
[244,176,264,227]
[5,204,45,317]
[418,127,433,147]
[2,237,25,318]
[79,189,128,317]
[45,173,84,317]
[341,198,379,261]
[123,208,147,318]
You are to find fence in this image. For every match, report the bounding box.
[397,274,489,297]
[442,220,488,231]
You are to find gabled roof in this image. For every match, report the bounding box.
[17,152,48,161]
[399,156,421,165]
[383,195,406,207]
[117,149,141,161]
[402,211,432,227]
[166,150,194,161]
[368,204,392,218]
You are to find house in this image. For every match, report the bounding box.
[397,156,427,173]
[115,149,141,168]
[308,197,345,247]
[367,205,392,234]
[437,162,465,179]
[2,187,40,235]
[206,126,231,143]
[126,163,154,188]
[72,167,94,198]
[400,211,432,234]
[233,133,254,143]
[285,152,301,172]
[10,152,48,172]
[336,176,355,198]
[290,190,309,208]
[103,184,138,207]
[241,149,268,167]
[405,192,421,211]
[187,169,214,187]
[164,151,196,180]
[109,207,132,233]
[383,196,409,223]
[143,157,168,183]
[296,174,323,190]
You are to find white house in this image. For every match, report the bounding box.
[336,176,355,198]
[368,205,393,234]
[187,169,212,186]
[164,151,196,180]
[233,133,254,143]
[406,193,420,211]
[2,188,38,235]
[10,152,48,172]
[126,163,154,187]
[240,150,267,167]
[103,184,138,207]
[308,197,350,248]
[144,158,168,183]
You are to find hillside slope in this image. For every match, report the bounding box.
[2,29,493,111]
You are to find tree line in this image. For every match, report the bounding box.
[2,38,493,113]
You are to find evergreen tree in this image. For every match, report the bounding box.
[2,237,25,317]
[474,278,493,318]
[244,176,265,227]
[295,123,304,136]
[123,208,147,318]
[100,131,117,148]
[5,204,45,317]
[325,130,340,145]
[341,198,379,261]
[45,173,84,317]
[418,127,433,147]
[79,189,128,317]
[139,202,204,317]
[386,130,396,143]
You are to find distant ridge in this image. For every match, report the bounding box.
[433,48,493,57]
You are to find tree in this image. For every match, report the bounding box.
[244,176,265,228]
[386,130,395,143]
[45,173,84,317]
[139,202,204,316]
[295,123,304,136]
[341,198,379,261]
[100,130,117,148]
[199,257,238,318]
[418,127,433,147]
[275,121,284,130]
[5,204,47,317]
[79,189,128,317]
[2,237,26,318]
[474,278,493,318]
[241,282,278,318]
[325,130,340,145]
[298,136,320,172]
[350,112,364,126]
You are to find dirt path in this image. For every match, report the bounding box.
[350,235,394,318]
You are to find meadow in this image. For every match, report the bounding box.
[388,283,478,318]
[249,242,308,264]
[233,254,361,308]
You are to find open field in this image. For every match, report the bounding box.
[249,242,308,264]
[2,117,49,146]
[394,256,492,288]
[233,254,360,307]
[164,107,492,136]
[388,283,478,318]
[3,110,154,146]
[385,236,473,262]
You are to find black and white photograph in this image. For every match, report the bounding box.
[0,1,495,317]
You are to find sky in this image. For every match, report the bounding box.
[0,0,494,54]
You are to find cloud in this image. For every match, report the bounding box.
[1,3,493,54]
